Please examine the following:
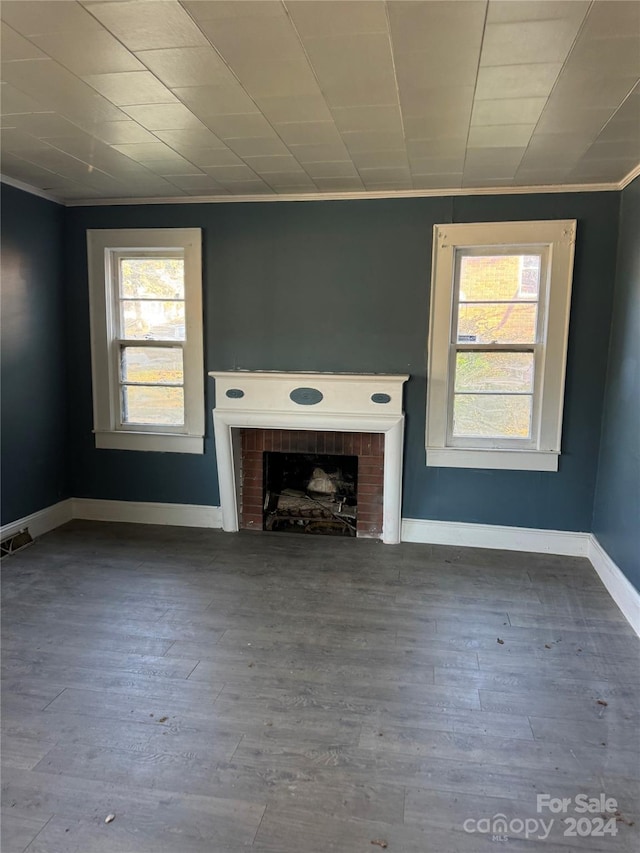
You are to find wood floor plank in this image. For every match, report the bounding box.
[1,520,638,852]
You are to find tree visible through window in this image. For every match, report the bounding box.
[453,252,543,440]
[117,256,186,426]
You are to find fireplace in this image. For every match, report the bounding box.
[210,372,408,544]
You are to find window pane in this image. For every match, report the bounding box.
[457,303,537,344]
[120,258,184,299]
[453,394,532,438]
[121,301,185,340]
[460,254,541,301]
[121,347,183,385]
[122,386,184,425]
[455,352,534,393]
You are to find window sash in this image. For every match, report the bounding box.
[444,246,549,450]
[110,252,188,432]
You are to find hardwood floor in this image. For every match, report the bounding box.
[1,520,638,852]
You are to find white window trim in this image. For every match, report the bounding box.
[426,219,577,472]
[87,228,204,454]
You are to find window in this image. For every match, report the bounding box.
[87,228,204,453]
[426,220,576,471]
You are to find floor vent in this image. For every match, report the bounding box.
[1,528,33,558]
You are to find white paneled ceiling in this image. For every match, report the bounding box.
[1,0,638,203]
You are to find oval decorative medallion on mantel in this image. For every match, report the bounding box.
[290,387,323,405]
[226,388,245,398]
[371,393,391,404]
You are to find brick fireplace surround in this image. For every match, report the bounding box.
[240,428,385,537]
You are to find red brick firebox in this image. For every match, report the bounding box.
[240,429,384,538]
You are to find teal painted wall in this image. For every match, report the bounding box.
[593,177,640,589]
[1,184,68,524]
[63,190,620,532]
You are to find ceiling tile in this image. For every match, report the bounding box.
[579,0,640,41]
[275,121,343,146]
[139,157,203,176]
[286,1,388,38]
[176,147,245,168]
[312,176,365,191]
[198,16,306,65]
[91,121,159,145]
[543,74,637,111]
[82,1,208,51]
[410,156,466,175]
[407,138,467,159]
[203,164,260,182]
[331,105,403,134]
[343,130,406,153]
[303,161,360,179]
[6,112,85,138]
[535,106,616,137]
[259,172,316,188]
[475,63,563,100]
[399,85,475,123]
[0,83,47,116]
[487,1,589,24]
[463,147,526,176]
[225,137,291,158]
[1,23,48,61]
[242,154,305,172]
[358,166,412,182]
[123,103,204,130]
[480,18,586,67]
[231,58,320,99]
[111,141,184,162]
[203,113,277,140]
[30,30,145,76]
[1,1,103,36]
[288,143,352,164]
[255,93,333,123]
[388,1,486,54]
[165,173,224,190]
[154,127,226,150]
[394,47,480,90]
[467,124,536,148]
[183,1,286,22]
[83,72,177,106]
[350,149,409,169]
[412,173,463,189]
[2,58,127,123]
[471,98,548,127]
[173,84,260,117]
[134,47,233,89]
[303,33,398,107]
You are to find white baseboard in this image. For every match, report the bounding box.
[71,498,223,529]
[401,517,590,557]
[0,499,73,542]
[4,500,637,636]
[589,535,640,637]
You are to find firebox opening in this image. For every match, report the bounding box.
[263,452,358,536]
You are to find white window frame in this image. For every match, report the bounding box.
[426,220,576,472]
[87,228,204,454]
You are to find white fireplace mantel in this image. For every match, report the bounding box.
[210,371,409,544]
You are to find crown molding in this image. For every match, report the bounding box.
[0,174,63,205]
[619,162,640,190]
[3,171,637,208]
[63,180,623,206]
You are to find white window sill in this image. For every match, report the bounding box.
[426,448,559,472]
[94,431,204,455]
